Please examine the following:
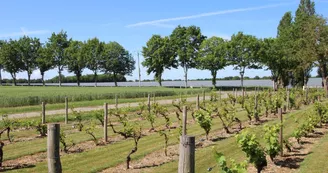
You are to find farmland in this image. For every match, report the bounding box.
[0,87,328,173]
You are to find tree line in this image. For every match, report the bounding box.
[0,31,135,86]
[141,0,328,92]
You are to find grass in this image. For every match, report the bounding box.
[3,92,323,173]
[298,131,328,173]
[146,105,315,173]
[0,86,207,107]
[0,92,207,115]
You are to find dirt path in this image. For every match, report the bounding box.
[7,92,237,119]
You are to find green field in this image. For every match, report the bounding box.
[0,86,207,108]
[1,88,328,173]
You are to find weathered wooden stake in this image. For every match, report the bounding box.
[278,108,283,156]
[42,102,46,124]
[182,106,187,136]
[47,124,62,173]
[287,90,290,110]
[147,94,151,114]
[65,97,68,124]
[178,135,195,173]
[115,94,118,109]
[104,103,108,142]
[202,90,205,106]
[196,94,200,110]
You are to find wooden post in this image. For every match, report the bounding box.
[287,90,290,110]
[182,106,187,136]
[196,94,200,110]
[202,90,205,105]
[104,103,108,142]
[42,102,46,124]
[278,108,283,156]
[115,94,118,109]
[219,89,222,105]
[47,124,62,173]
[178,135,195,173]
[65,97,68,124]
[147,94,151,114]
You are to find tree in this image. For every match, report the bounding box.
[170,25,206,88]
[0,40,4,86]
[64,40,85,86]
[102,42,135,87]
[291,0,316,87]
[83,37,104,87]
[142,35,177,86]
[17,36,41,86]
[197,36,228,88]
[0,40,23,86]
[228,32,261,88]
[47,30,70,87]
[260,38,289,89]
[36,45,53,86]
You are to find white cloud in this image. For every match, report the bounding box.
[150,23,176,28]
[31,70,42,79]
[126,2,295,28]
[0,28,50,38]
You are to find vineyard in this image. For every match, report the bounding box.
[0,88,327,173]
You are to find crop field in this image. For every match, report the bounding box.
[0,88,328,173]
[0,86,206,108]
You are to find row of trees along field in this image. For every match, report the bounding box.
[0,31,135,87]
[142,0,328,90]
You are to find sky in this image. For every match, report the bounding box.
[1,0,328,81]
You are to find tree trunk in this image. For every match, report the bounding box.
[11,73,17,86]
[41,72,45,86]
[94,72,98,87]
[58,69,62,87]
[76,73,81,87]
[184,66,188,88]
[320,63,328,97]
[158,74,162,87]
[0,67,2,86]
[113,73,118,87]
[211,70,217,89]
[240,72,244,88]
[27,71,31,86]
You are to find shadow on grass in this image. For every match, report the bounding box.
[0,163,35,172]
[275,151,313,169]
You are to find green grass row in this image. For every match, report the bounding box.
[0,86,207,107]
[147,105,316,172]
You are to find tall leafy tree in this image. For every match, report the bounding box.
[170,25,206,88]
[197,36,228,88]
[47,30,70,87]
[0,40,4,86]
[83,38,104,87]
[142,35,177,86]
[0,40,23,86]
[18,36,41,86]
[102,42,135,87]
[36,44,53,86]
[64,41,85,86]
[228,32,261,88]
[291,0,316,87]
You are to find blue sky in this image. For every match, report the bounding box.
[1,0,328,81]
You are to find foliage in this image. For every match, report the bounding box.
[60,130,75,153]
[170,25,206,88]
[64,40,85,86]
[236,132,267,173]
[142,35,177,86]
[84,121,98,145]
[194,110,212,140]
[263,124,281,161]
[197,36,228,88]
[92,110,104,126]
[214,151,247,173]
[35,121,47,137]
[102,41,135,87]
[158,130,169,156]
[72,108,84,131]
[109,109,134,138]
